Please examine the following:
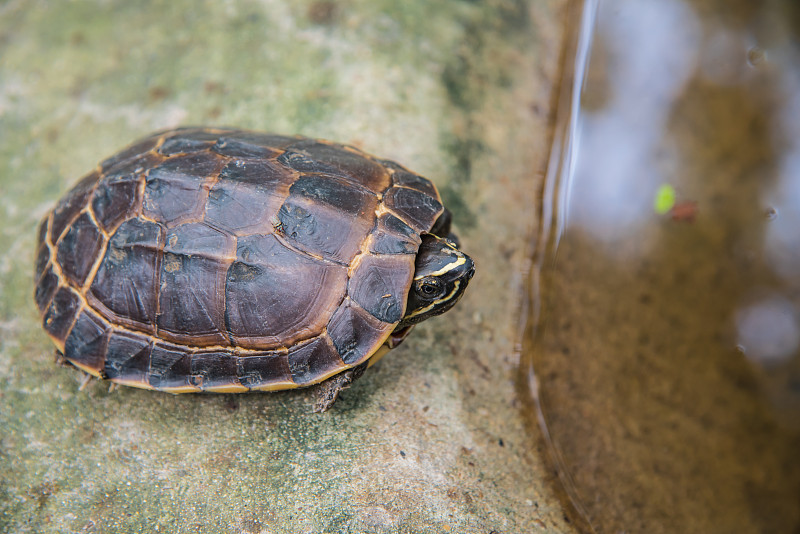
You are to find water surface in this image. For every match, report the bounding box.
[524,0,800,532]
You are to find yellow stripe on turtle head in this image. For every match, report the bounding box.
[404,280,461,320]
[413,251,466,281]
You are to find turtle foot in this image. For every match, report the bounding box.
[312,362,367,413]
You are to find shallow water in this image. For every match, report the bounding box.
[523,0,800,532]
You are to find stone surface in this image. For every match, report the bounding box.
[0,1,573,532]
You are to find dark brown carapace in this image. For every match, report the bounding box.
[34,128,473,399]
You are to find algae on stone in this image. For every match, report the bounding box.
[0,1,573,532]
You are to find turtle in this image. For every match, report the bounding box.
[33,127,475,411]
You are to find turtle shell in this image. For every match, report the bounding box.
[34,127,445,393]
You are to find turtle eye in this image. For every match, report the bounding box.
[416,277,445,300]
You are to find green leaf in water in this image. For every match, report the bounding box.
[654,184,676,215]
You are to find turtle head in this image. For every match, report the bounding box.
[399,234,475,328]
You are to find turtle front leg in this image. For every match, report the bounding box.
[312,362,368,413]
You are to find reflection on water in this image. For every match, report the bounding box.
[522,0,800,532]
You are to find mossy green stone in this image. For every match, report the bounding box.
[0,0,573,532]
